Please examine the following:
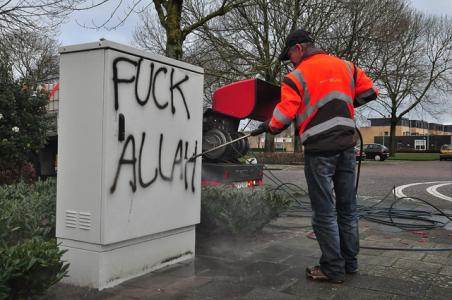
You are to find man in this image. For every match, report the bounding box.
[253,29,377,283]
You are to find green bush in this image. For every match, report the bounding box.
[0,179,56,247]
[0,57,50,184]
[0,179,66,299]
[0,238,69,300]
[0,260,9,300]
[200,186,292,235]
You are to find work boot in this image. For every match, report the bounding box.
[306,266,344,283]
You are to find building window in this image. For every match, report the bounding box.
[384,132,389,136]
[414,140,426,151]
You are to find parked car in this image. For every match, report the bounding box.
[439,144,452,161]
[363,143,389,161]
[354,146,366,161]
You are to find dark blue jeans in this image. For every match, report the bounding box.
[304,147,359,280]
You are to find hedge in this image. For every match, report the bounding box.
[0,179,68,300]
[200,186,292,235]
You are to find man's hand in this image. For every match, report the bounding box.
[251,119,270,136]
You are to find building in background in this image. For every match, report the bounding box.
[359,118,452,151]
[247,125,295,152]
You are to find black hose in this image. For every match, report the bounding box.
[355,128,364,194]
[360,246,452,251]
[263,173,309,209]
[250,129,452,252]
[305,234,452,252]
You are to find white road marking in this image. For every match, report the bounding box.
[394,181,452,200]
[426,183,452,202]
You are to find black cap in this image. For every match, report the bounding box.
[279,29,314,61]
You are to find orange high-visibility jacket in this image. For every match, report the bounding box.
[269,50,377,153]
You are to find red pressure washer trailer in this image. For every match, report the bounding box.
[201,78,280,188]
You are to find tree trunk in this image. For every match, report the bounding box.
[389,118,397,156]
[165,28,183,59]
[164,0,184,60]
[264,132,274,152]
[293,122,302,152]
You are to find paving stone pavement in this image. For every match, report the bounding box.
[43,212,452,300]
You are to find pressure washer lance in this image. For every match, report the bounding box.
[188,126,266,162]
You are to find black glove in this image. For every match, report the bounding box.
[251,119,270,136]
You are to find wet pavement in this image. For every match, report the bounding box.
[43,161,452,299]
[44,198,452,300]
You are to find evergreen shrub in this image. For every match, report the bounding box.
[200,186,291,235]
[0,179,67,300]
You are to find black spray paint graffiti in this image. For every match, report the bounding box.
[110,56,198,194]
[113,57,190,119]
[110,132,198,194]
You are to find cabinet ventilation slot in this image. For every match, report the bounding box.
[65,210,77,228]
[78,212,92,230]
[65,210,92,230]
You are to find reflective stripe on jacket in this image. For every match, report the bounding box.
[269,50,377,153]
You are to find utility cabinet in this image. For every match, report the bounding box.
[56,40,203,289]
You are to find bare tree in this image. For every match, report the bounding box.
[1,1,60,34]
[132,0,452,155]
[132,0,255,124]
[132,0,250,59]
[192,0,293,151]
[317,0,412,136]
[134,8,167,55]
[320,0,409,64]
[366,11,452,154]
[194,0,349,152]
[2,1,250,61]
[0,0,103,37]
[2,30,60,83]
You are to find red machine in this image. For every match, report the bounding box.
[212,78,280,121]
[201,78,280,187]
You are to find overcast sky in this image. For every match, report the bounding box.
[58,0,452,46]
[57,0,452,123]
